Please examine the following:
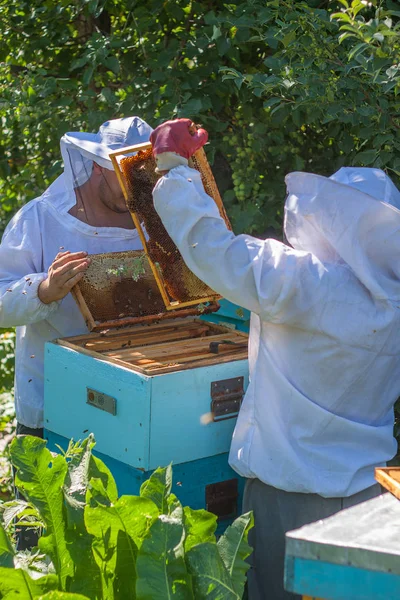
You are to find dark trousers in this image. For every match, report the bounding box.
[243,478,382,600]
[14,422,43,550]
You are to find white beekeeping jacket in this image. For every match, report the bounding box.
[153,165,400,497]
[0,117,152,428]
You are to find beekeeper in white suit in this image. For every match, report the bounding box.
[0,116,152,440]
[150,119,400,599]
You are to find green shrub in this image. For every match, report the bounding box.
[1,1,398,237]
[0,434,253,599]
[0,328,15,395]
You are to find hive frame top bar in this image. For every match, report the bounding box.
[109,142,227,311]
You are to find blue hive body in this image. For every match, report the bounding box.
[44,301,250,531]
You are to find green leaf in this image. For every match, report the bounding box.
[217,512,254,597]
[348,42,369,60]
[10,436,72,589]
[331,12,353,24]
[82,66,95,86]
[0,566,58,597]
[354,149,378,165]
[140,465,172,514]
[104,56,120,75]
[183,507,217,552]
[263,97,282,109]
[186,542,240,599]
[85,494,158,599]
[70,56,91,72]
[62,437,102,599]
[136,511,194,599]
[0,522,14,568]
[38,594,91,600]
[89,454,118,505]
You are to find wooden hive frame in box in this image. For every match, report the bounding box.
[109,142,232,311]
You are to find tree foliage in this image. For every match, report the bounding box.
[0,0,398,237]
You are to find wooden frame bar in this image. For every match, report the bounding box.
[57,318,248,376]
[108,142,226,311]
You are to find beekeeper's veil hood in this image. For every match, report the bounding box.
[284,167,400,300]
[60,116,153,188]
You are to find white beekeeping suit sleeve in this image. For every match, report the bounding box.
[0,203,59,327]
[153,165,326,323]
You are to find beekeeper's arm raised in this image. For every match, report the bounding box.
[151,119,325,323]
[0,203,89,327]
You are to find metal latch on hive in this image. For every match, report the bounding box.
[210,376,244,422]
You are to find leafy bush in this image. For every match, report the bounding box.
[0,328,15,499]
[0,328,15,396]
[1,0,398,237]
[0,434,253,599]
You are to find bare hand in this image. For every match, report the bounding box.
[38,251,91,304]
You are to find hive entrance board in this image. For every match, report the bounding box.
[58,319,248,376]
[109,143,231,310]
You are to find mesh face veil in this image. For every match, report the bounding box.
[60,117,153,223]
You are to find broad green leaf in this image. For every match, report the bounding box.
[0,522,14,568]
[104,57,120,75]
[62,436,102,599]
[69,55,91,72]
[331,12,353,24]
[186,542,239,599]
[10,436,72,589]
[183,507,217,552]
[88,455,118,505]
[263,97,282,109]
[85,495,158,549]
[3,500,42,530]
[64,436,96,526]
[0,566,58,597]
[85,495,158,599]
[217,512,254,597]
[38,593,91,599]
[355,149,378,165]
[136,512,194,599]
[348,42,369,60]
[113,529,136,600]
[140,465,172,514]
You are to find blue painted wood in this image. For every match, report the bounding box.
[44,342,151,470]
[285,556,400,600]
[201,300,250,333]
[45,342,248,470]
[148,360,248,470]
[215,300,251,322]
[44,429,245,535]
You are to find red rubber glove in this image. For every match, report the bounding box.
[150,118,208,160]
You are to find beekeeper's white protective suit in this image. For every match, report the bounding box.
[153,165,400,498]
[0,117,152,429]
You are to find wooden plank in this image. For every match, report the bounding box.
[70,286,96,331]
[57,338,247,376]
[190,147,232,229]
[142,349,248,375]
[82,324,210,352]
[103,332,245,359]
[90,303,220,331]
[62,318,218,346]
[123,344,247,368]
[375,467,400,500]
[60,318,247,355]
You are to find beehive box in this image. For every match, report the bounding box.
[44,317,248,469]
[44,141,248,525]
[44,314,248,527]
